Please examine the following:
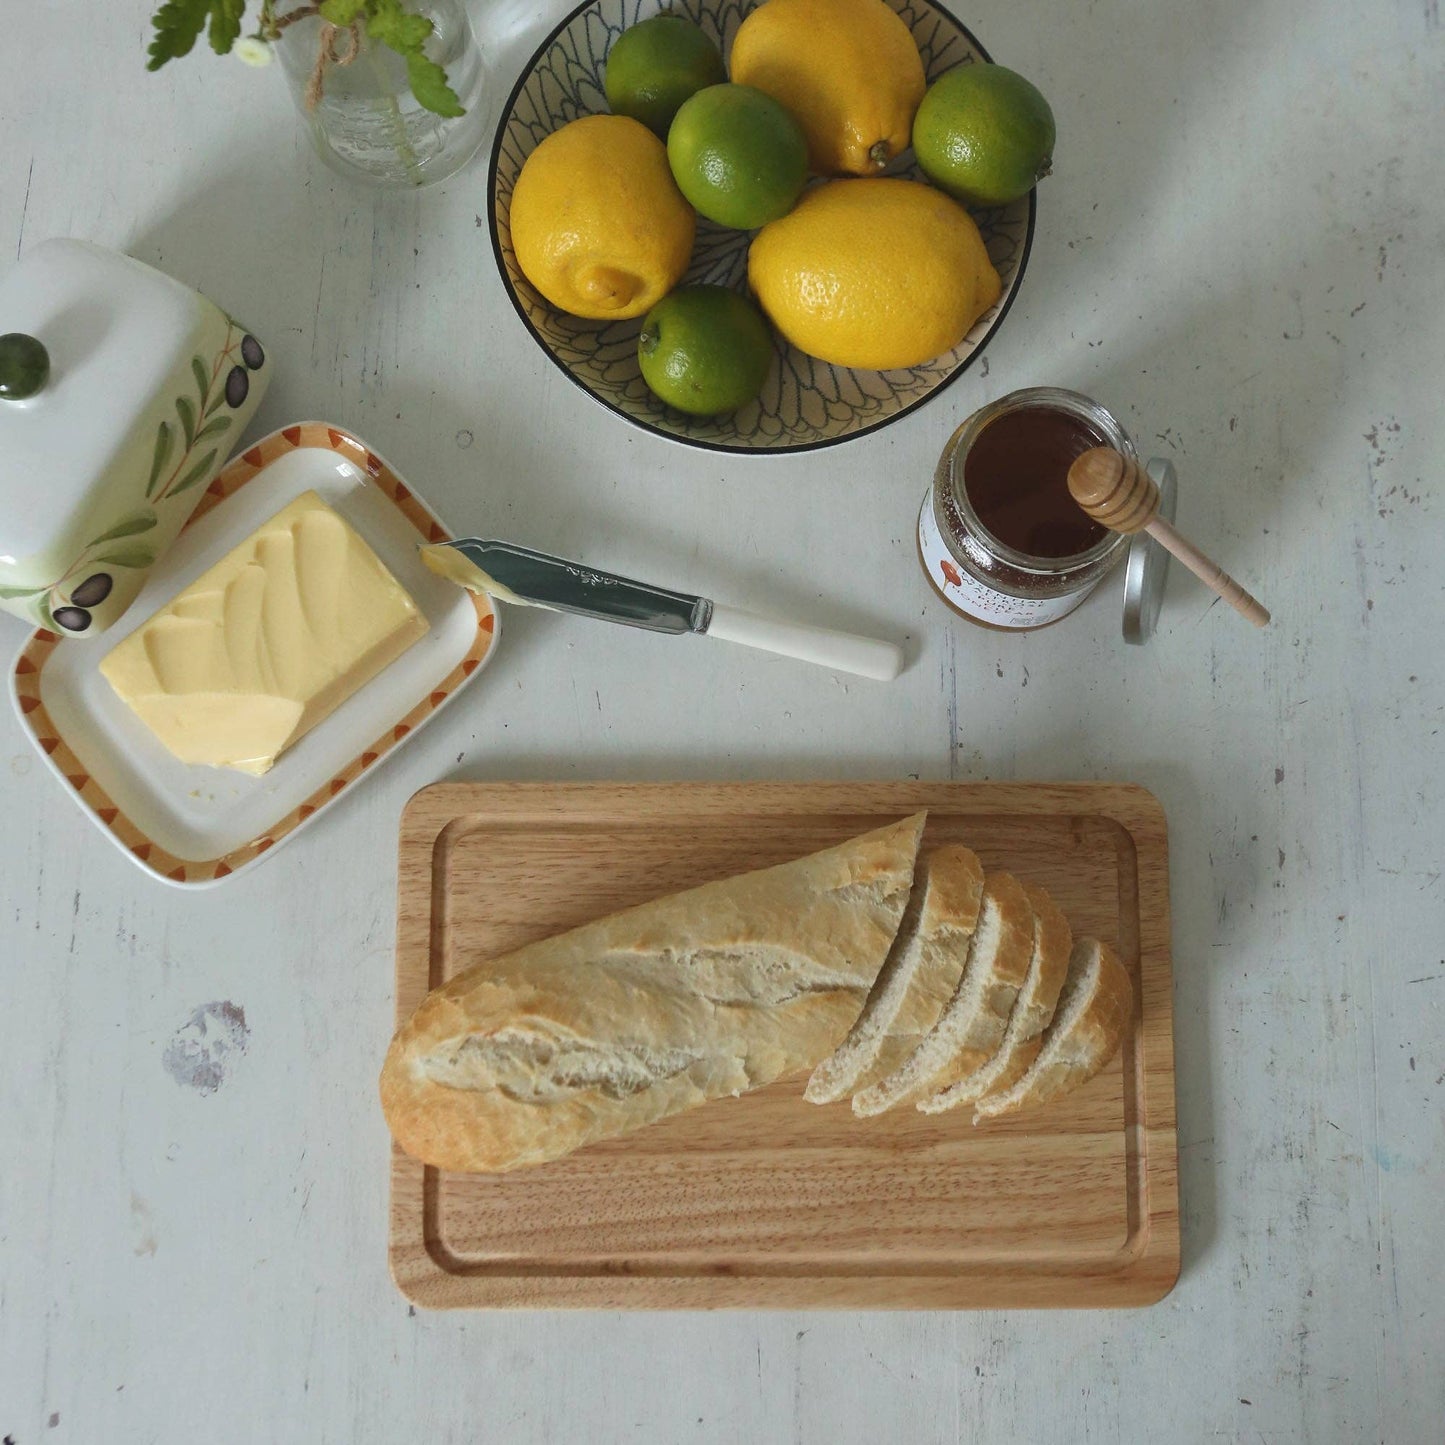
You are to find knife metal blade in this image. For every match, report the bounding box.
[420,538,712,634]
[420,538,904,682]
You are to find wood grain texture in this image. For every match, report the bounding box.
[1068,447,1160,533]
[388,781,1177,1308]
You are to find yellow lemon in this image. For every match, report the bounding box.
[747,178,1002,369]
[730,0,926,176]
[509,114,695,321]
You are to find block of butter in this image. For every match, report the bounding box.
[101,491,428,775]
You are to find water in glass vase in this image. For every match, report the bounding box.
[277,1,490,188]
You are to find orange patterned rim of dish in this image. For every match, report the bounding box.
[12,422,497,885]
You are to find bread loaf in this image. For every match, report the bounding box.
[805,845,983,1103]
[380,813,926,1172]
[918,881,1072,1115]
[851,872,1035,1117]
[972,937,1132,1123]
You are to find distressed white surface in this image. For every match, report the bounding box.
[1,0,1442,1441]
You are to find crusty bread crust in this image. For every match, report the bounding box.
[805,844,983,1103]
[380,813,926,1171]
[972,937,1132,1123]
[918,881,1072,1114]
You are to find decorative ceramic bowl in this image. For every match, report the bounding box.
[489,0,1035,454]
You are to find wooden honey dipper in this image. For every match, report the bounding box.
[1067,448,1270,628]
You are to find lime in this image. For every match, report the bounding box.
[912,63,1056,208]
[638,286,774,415]
[604,15,726,139]
[667,84,808,230]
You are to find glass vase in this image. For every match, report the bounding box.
[276,1,490,188]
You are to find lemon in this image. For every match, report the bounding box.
[638,286,774,415]
[913,64,1056,208]
[730,0,926,175]
[666,84,808,230]
[748,178,1002,369]
[509,114,695,321]
[604,14,726,139]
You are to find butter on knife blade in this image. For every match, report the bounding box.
[418,541,533,607]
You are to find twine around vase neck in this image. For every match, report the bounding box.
[304,20,362,111]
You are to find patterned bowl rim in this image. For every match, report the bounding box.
[486,0,1038,457]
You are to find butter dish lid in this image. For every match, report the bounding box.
[0,238,270,637]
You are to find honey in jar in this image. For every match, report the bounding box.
[918,387,1135,630]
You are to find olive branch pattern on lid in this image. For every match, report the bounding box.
[489,0,1034,453]
[1,321,267,635]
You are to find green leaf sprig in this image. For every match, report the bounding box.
[146,0,245,68]
[146,0,463,117]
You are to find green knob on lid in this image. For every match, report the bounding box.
[0,332,50,399]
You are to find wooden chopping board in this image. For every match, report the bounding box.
[388,781,1178,1309]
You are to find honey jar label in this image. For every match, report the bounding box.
[918,497,1093,630]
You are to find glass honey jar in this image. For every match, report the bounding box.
[918,387,1137,630]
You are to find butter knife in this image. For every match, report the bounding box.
[420,539,903,682]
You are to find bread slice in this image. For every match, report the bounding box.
[852,872,1035,1117]
[973,937,1132,1123]
[380,813,926,1171]
[917,882,1071,1115]
[804,844,984,1104]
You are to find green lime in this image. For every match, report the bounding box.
[912,63,1056,208]
[604,15,727,139]
[667,84,808,230]
[638,286,774,415]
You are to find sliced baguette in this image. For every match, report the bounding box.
[851,872,1035,1118]
[805,844,984,1104]
[918,881,1071,1115]
[380,813,926,1172]
[972,937,1132,1123]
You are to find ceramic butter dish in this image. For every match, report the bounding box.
[0,238,270,636]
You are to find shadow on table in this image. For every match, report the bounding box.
[370,377,928,673]
[1035,245,1357,578]
[1014,0,1342,342]
[1000,203,1369,1293]
[121,146,495,443]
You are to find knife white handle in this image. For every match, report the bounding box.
[705,604,904,681]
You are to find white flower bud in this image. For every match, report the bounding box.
[234,37,274,68]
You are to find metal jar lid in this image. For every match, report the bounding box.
[1121,457,1177,645]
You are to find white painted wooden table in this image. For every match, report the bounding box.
[2,1,1441,1440]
